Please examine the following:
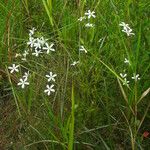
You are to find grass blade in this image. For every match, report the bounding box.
[42,0,54,27]
[68,83,75,150]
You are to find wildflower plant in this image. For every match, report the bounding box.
[7,28,57,97]
[119,22,135,36]
[131,74,140,81]
[84,10,96,19]
[6,16,146,150]
[3,1,150,150]
[78,9,96,28]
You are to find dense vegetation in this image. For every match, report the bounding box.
[0,0,150,149]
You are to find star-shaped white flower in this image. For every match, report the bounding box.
[119,22,135,36]
[132,74,140,81]
[8,64,20,73]
[119,22,130,29]
[32,49,42,57]
[15,53,21,58]
[79,45,87,53]
[78,16,86,21]
[21,57,27,61]
[44,84,55,96]
[85,23,94,28]
[29,27,36,36]
[120,73,127,78]
[85,10,96,19]
[46,72,57,82]
[71,61,79,66]
[122,27,135,36]
[123,78,130,86]
[34,38,42,50]
[23,71,30,80]
[17,78,29,89]
[23,50,29,57]
[22,50,29,61]
[27,37,36,48]
[43,43,55,54]
[98,38,102,43]
[124,58,130,64]
[39,36,48,45]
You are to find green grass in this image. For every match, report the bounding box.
[0,0,150,149]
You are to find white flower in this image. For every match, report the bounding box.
[32,49,42,57]
[29,27,36,36]
[79,45,87,53]
[119,22,129,28]
[44,84,55,96]
[43,43,55,54]
[27,37,36,48]
[15,53,21,58]
[132,74,140,81]
[119,22,135,36]
[123,78,130,86]
[78,16,86,21]
[34,38,42,50]
[85,23,94,28]
[98,38,102,43]
[21,50,29,61]
[17,78,29,89]
[71,61,79,66]
[46,72,57,82]
[8,64,20,73]
[124,58,130,65]
[122,27,135,36]
[120,73,127,78]
[21,57,27,61]
[23,50,29,57]
[23,71,30,80]
[85,10,96,19]
[39,36,48,45]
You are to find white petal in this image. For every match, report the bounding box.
[51,89,55,92]
[47,91,50,95]
[47,78,51,82]
[46,75,50,78]
[50,84,54,88]
[15,69,19,72]
[17,82,22,86]
[46,85,49,88]
[8,66,12,70]
[25,82,29,85]
[44,89,48,93]
[22,84,25,89]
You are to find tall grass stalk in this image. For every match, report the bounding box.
[68,83,75,150]
[6,66,21,117]
[22,0,29,15]
[42,0,54,27]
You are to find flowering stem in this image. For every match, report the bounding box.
[6,66,21,117]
